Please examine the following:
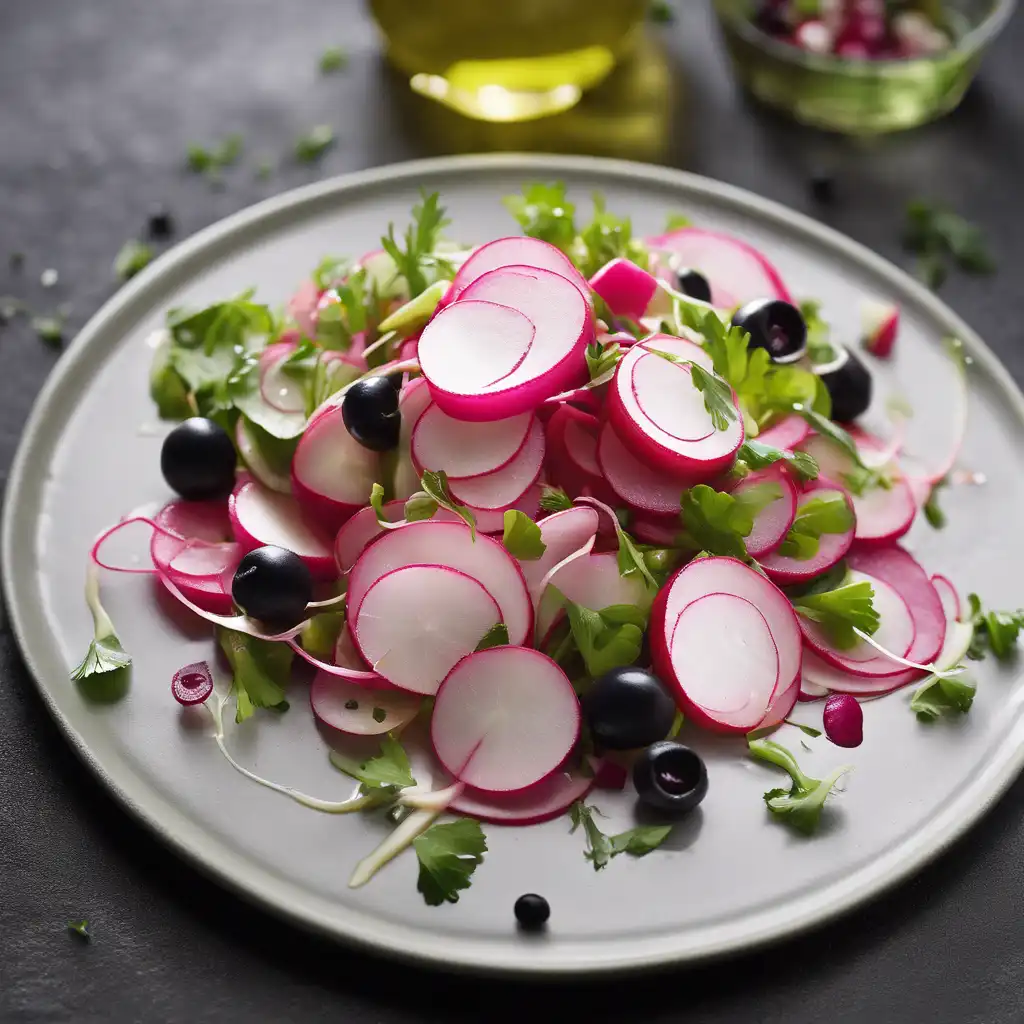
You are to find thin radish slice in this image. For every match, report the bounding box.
[560,408,602,476]
[292,404,380,534]
[229,479,337,581]
[333,501,460,574]
[518,506,601,604]
[799,676,830,701]
[422,266,593,421]
[442,236,588,305]
[449,770,594,825]
[645,226,793,309]
[609,335,743,477]
[759,482,855,585]
[346,521,532,646]
[598,421,693,516]
[150,500,241,614]
[352,565,501,695]
[310,673,421,736]
[260,343,307,414]
[801,648,917,697]
[395,378,434,500]
[431,647,581,794]
[287,279,320,337]
[236,418,292,494]
[756,414,810,451]
[548,550,650,611]
[631,515,679,547]
[735,467,798,558]
[447,419,545,511]
[756,673,801,730]
[931,574,961,622]
[652,556,803,732]
[589,258,669,321]
[412,403,532,480]
[461,485,543,535]
[544,406,613,501]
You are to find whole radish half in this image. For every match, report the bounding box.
[733,466,798,558]
[755,413,811,451]
[431,647,581,794]
[310,672,421,736]
[292,404,380,534]
[420,266,593,421]
[394,378,433,499]
[228,479,337,580]
[411,402,533,480]
[442,236,589,305]
[589,258,669,321]
[346,520,532,646]
[517,505,600,605]
[150,500,241,614]
[597,421,694,516]
[352,564,501,695]
[651,556,802,734]
[759,480,855,585]
[449,769,594,825]
[645,226,793,309]
[447,419,546,511]
[608,335,743,478]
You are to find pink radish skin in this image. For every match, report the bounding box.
[645,226,793,310]
[172,660,214,707]
[291,623,395,692]
[756,414,811,451]
[287,279,320,337]
[759,481,855,585]
[756,673,800,731]
[931,574,961,622]
[229,479,337,581]
[823,693,864,747]
[442,236,589,305]
[598,421,695,516]
[431,646,581,794]
[449,770,594,825]
[589,258,669,321]
[346,520,533,646]
[547,550,650,611]
[609,335,744,477]
[310,672,421,736]
[447,418,546,511]
[150,500,241,614]
[734,466,798,558]
[352,564,501,695]
[291,404,380,534]
[412,403,532,480]
[861,299,900,359]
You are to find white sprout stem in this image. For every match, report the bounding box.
[305,592,346,613]
[852,628,967,678]
[358,330,398,362]
[348,807,442,889]
[398,781,464,811]
[83,558,117,641]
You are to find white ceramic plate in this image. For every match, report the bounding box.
[5,155,1024,976]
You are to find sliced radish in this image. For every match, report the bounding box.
[651,556,802,733]
[597,421,693,516]
[544,405,613,501]
[801,648,917,697]
[518,506,601,604]
[759,482,855,585]
[861,299,900,359]
[755,413,810,451]
[447,418,545,511]
[352,565,501,695]
[229,479,337,581]
[291,404,380,534]
[236,418,292,494]
[395,378,433,500]
[150,500,241,614]
[734,467,798,558]
[346,521,532,646]
[287,279,320,337]
[310,673,421,735]
[412,403,532,480]
[260,343,307,414]
[589,258,670,321]
[644,227,793,310]
[931,574,961,622]
[799,676,830,701]
[608,335,743,477]
[756,673,800,730]
[421,267,593,421]
[461,484,543,535]
[431,647,581,794]
[449,769,593,825]
[631,515,679,547]
[547,550,650,612]
[334,502,403,574]
[442,236,588,305]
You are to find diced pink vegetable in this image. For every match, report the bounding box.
[589,258,669,321]
[172,660,214,706]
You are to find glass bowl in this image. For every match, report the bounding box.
[711,0,1017,134]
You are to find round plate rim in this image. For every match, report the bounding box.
[5,153,1024,976]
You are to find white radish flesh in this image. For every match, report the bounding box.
[518,506,601,604]
[735,467,798,558]
[562,411,601,476]
[447,419,545,511]
[260,343,307,414]
[333,501,461,574]
[431,647,581,794]
[461,484,542,535]
[755,413,810,451]
[229,479,337,580]
[759,484,855,584]
[598,421,693,516]
[310,672,421,735]
[548,550,650,612]
[346,521,532,646]
[412,403,532,480]
[801,648,917,696]
[394,378,433,499]
[756,673,801,730]
[449,769,594,825]
[931,574,961,622]
[353,565,501,695]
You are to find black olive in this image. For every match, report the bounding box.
[148,205,175,239]
[342,377,401,451]
[633,742,708,814]
[732,298,807,365]
[160,417,237,500]
[674,267,712,303]
[584,667,677,751]
[514,893,550,929]
[231,545,312,627]
[815,345,873,422]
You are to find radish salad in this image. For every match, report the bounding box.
[73,185,1023,913]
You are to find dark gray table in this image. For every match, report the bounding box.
[2,2,1023,1021]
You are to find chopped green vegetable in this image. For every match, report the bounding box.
[786,720,823,738]
[800,299,836,364]
[70,561,131,702]
[419,470,477,539]
[31,314,64,345]
[502,509,546,560]
[475,623,510,651]
[559,595,645,679]
[910,673,976,720]
[575,193,648,279]
[965,593,1024,661]
[503,182,577,254]
[569,801,672,869]
[663,212,691,231]
[294,124,335,163]
[299,611,344,659]
[319,46,349,73]
[330,733,417,795]
[611,519,659,593]
[113,239,153,282]
[734,440,818,482]
[679,483,765,560]
[403,490,440,522]
[217,628,293,723]
[793,578,879,650]
[187,134,243,175]
[777,493,855,560]
[413,818,487,905]
[585,339,622,382]
[904,200,994,288]
[380,190,451,298]
[923,476,948,529]
[539,486,574,513]
[67,920,91,941]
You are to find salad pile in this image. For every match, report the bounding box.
[74,184,1021,915]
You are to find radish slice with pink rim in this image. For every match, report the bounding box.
[598,421,693,516]
[931,574,961,622]
[801,648,918,696]
[547,550,650,611]
[441,236,589,305]
[346,520,532,646]
[229,479,337,581]
[431,647,581,794]
[448,769,594,825]
[352,564,501,695]
[461,484,543,535]
[172,661,214,707]
[734,466,798,558]
[518,506,601,604]
[311,673,421,735]
[447,419,545,511]
[755,413,810,451]
[411,403,532,480]
[798,676,830,701]
[759,481,855,585]
[644,226,793,309]
[394,378,433,500]
[334,501,462,573]
[287,279,320,337]
[755,673,800,731]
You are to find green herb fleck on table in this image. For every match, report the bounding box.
[187,134,243,176]
[965,593,1024,661]
[294,124,335,163]
[904,200,994,289]
[319,46,349,73]
[910,673,976,721]
[413,818,487,905]
[67,920,91,941]
[113,239,153,282]
[31,314,65,345]
[569,801,672,869]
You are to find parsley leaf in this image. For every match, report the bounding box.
[381,190,451,298]
[217,628,293,723]
[734,440,819,482]
[330,734,417,798]
[904,200,995,287]
[67,920,91,941]
[187,134,243,175]
[793,578,880,649]
[748,738,850,836]
[113,239,153,282]
[664,212,691,230]
[413,818,487,905]
[560,596,645,679]
[294,124,335,163]
[791,406,871,470]
[318,46,348,73]
[503,182,577,254]
[612,520,659,593]
[475,623,510,651]
[679,484,757,559]
[800,299,836,364]
[777,494,855,560]
[965,593,1024,661]
[585,339,623,382]
[569,801,672,869]
[403,490,440,522]
[539,486,573,513]
[70,562,131,702]
[502,509,546,560]
[575,192,649,279]
[910,673,976,720]
[419,470,477,539]
[647,348,737,431]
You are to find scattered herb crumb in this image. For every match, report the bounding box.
[147,206,174,239]
[372,707,387,723]
[113,240,154,282]
[664,212,691,231]
[649,0,675,22]
[295,124,335,163]
[256,160,273,181]
[31,315,64,345]
[904,200,994,290]
[319,46,349,73]
[67,920,91,941]
[9,251,25,271]
[923,476,948,529]
[187,134,244,176]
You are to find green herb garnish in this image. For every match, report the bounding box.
[380,190,451,298]
[569,801,672,869]
[502,509,546,560]
[217,627,293,723]
[419,470,477,539]
[503,181,577,254]
[318,46,349,73]
[965,593,1024,661]
[539,486,574,513]
[113,239,153,282]
[904,200,994,289]
[413,818,487,905]
[294,124,335,163]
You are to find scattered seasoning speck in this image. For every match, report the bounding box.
[67,920,91,941]
[9,252,25,271]
[148,206,174,239]
[514,893,550,930]
[294,125,335,164]
[319,47,349,74]
[372,707,387,723]
[114,239,154,282]
[810,170,836,204]
[40,268,58,288]
[648,0,674,22]
[255,160,273,181]
[344,699,359,710]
